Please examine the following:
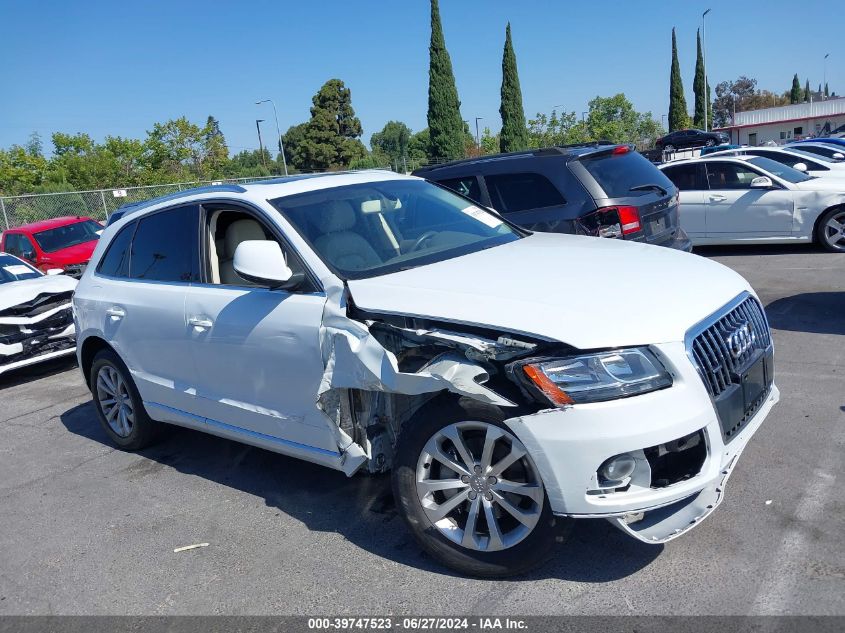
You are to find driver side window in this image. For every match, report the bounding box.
[705,163,763,190]
[203,207,304,288]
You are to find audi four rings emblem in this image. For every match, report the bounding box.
[725,321,756,359]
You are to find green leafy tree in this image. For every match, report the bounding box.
[145,116,206,179]
[585,94,663,147]
[426,0,464,160]
[282,123,308,170]
[668,28,689,132]
[371,121,411,168]
[499,23,528,152]
[479,127,499,155]
[526,110,583,148]
[693,29,709,129]
[0,142,48,195]
[713,76,757,127]
[202,116,229,176]
[790,74,802,103]
[294,79,366,171]
[407,128,431,168]
[804,79,810,102]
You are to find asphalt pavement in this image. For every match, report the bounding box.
[0,245,842,615]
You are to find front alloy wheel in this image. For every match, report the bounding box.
[416,421,544,552]
[392,398,566,577]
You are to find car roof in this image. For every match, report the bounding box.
[108,171,418,225]
[659,155,756,168]
[411,142,623,175]
[5,216,94,233]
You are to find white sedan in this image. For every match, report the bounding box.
[704,146,845,180]
[660,155,845,252]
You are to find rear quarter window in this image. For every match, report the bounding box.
[97,221,136,278]
[582,151,675,198]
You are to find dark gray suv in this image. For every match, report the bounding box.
[413,143,691,251]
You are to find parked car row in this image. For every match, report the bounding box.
[0,216,102,277]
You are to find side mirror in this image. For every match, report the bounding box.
[46,268,64,276]
[233,240,303,290]
[22,251,35,261]
[750,176,774,189]
[832,152,844,160]
[793,162,808,172]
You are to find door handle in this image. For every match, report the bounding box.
[709,194,727,202]
[106,306,125,320]
[188,316,213,329]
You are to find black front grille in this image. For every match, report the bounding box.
[690,296,771,398]
[689,296,774,442]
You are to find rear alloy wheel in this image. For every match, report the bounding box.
[817,207,845,252]
[705,138,717,147]
[664,144,675,152]
[89,349,160,450]
[393,399,566,577]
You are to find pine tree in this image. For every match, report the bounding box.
[693,28,707,129]
[427,0,464,160]
[790,74,802,104]
[804,79,811,102]
[499,23,528,152]
[668,28,689,132]
[294,79,366,170]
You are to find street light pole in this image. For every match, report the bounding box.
[255,119,267,170]
[702,8,711,131]
[823,53,830,100]
[256,99,288,176]
[475,117,483,149]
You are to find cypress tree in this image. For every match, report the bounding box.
[790,74,802,103]
[668,28,689,132]
[693,28,707,129]
[804,79,811,102]
[825,82,830,97]
[499,23,528,152]
[427,0,464,160]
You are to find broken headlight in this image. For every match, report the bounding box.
[519,347,672,406]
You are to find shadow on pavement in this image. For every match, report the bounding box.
[765,292,845,336]
[0,356,78,391]
[60,400,661,582]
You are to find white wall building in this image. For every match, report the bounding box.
[715,98,845,146]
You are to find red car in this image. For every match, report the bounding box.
[0,216,103,278]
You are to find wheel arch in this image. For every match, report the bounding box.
[812,203,845,244]
[79,335,117,388]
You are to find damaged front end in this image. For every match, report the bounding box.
[0,289,77,376]
[315,285,551,476]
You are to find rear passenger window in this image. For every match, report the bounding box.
[130,205,199,282]
[484,173,565,213]
[437,177,483,204]
[97,222,135,278]
[662,164,708,191]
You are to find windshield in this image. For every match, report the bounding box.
[33,219,102,253]
[0,254,42,283]
[581,150,675,198]
[270,179,522,280]
[747,157,813,183]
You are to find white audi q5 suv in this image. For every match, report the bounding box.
[73,171,779,576]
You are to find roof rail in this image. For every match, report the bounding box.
[106,183,247,226]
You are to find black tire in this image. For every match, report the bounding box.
[815,206,845,253]
[392,396,570,578]
[89,349,160,450]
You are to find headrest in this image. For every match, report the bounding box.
[225,219,265,257]
[316,200,356,234]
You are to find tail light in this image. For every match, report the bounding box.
[590,205,641,238]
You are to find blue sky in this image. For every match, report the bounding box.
[1,0,840,155]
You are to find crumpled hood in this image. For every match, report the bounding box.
[0,274,77,312]
[347,233,751,349]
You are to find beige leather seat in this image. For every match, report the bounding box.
[313,200,382,271]
[220,219,266,284]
